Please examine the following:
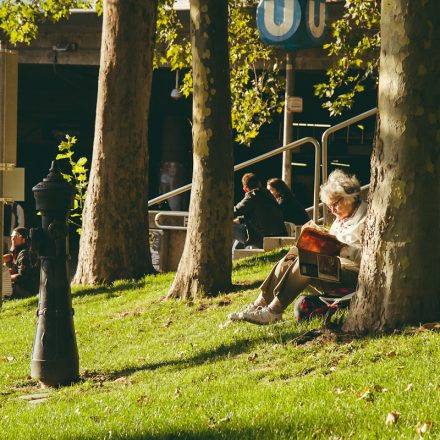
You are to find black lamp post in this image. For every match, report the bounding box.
[30,161,79,386]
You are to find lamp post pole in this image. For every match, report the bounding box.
[282,51,296,189]
[30,161,79,386]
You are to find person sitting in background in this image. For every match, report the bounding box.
[233,173,287,250]
[267,177,309,226]
[3,202,25,253]
[229,169,367,324]
[3,227,39,299]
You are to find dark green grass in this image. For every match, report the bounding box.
[0,249,439,439]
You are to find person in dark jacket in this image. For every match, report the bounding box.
[267,177,309,225]
[233,173,287,249]
[3,227,39,299]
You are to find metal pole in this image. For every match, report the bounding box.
[0,42,5,308]
[282,52,295,189]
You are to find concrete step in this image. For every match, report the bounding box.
[233,248,265,260]
[263,236,297,252]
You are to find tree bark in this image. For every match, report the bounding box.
[344,0,440,332]
[166,0,234,299]
[73,0,157,285]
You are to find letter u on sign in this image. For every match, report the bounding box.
[257,0,301,44]
[306,0,325,40]
[257,0,326,49]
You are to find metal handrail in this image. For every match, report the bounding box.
[321,107,377,184]
[152,184,370,231]
[321,108,377,224]
[155,211,189,231]
[149,136,321,222]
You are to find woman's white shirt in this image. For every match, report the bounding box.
[329,201,367,264]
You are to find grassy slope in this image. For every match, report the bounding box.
[0,249,439,439]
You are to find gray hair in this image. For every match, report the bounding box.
[320,169,361,205]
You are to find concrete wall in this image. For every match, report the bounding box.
[11,5,344,69]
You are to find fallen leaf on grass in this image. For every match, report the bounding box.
[416,421,433,435]
[373,384,388,393]
[217,297,232,307]
[114,310,141,319]
[357,384,388,401]
[219,320,232,329]
[248,353,258,362]
[356,387,371,400]
[174,387,181,399]
[161,319,173,328]
[113,376,133,386]
[385,411,400,425]
[208,416,230,429]
[387,351,397,358]
[136,395,150,406]
[404,383,413,392]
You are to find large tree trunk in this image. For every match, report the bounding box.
[166,0,233,299]
[73,0,157,285]
[344,0,440,332]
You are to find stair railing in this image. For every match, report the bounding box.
[321,107,377,224]
[150,136,321,224]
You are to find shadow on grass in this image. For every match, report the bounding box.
[73,417,345,440]
[232,249,286,270]
[229,280,262,292]
[1,295,39,314]
[82,329,303,383]
[71,281,146,299]
[76,427,285,440]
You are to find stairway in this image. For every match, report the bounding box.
[232,222,299,260]
[232,236,297,260]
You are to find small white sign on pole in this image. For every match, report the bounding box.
[1,167,25,201]
[287,96,303,113]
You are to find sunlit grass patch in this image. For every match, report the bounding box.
[1,251,440,439]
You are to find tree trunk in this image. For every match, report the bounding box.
[344,0,440,332]
[166,0,233,299]
[73,0,157,285]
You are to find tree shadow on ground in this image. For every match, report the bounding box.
[1,295,39,314]
[229,280,262,292]
[232,249,286,270]
[80,329,304,383]
[71,281,146,299]
[74,426,286,440]
[72,415,346,439]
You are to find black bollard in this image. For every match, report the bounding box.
[30,161,79,386]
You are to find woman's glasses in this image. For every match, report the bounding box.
[328,197,343,211]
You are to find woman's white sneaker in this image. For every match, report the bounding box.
[241,306,282,325]
[228,303,259,321]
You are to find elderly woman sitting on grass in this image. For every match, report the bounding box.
[229,169,368,325]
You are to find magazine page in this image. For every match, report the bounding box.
[297,227,343,256]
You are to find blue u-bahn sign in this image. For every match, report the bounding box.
[257,0,327,50]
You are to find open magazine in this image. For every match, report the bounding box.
[296,227,344,282]
[2,265,13,298]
